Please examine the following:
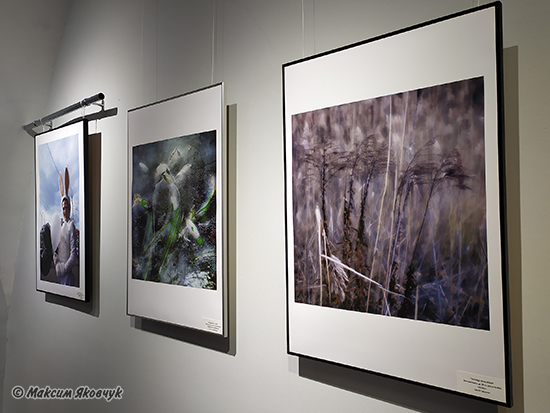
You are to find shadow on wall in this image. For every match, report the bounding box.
[299,356,499,413]
[132,316,232,354]
[500,45,524,413]
[44,132,103,318]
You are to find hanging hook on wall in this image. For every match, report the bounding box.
[43,121,53,133]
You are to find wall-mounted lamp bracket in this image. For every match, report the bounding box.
[23,92,118,137]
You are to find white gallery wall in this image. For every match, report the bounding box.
[1,0,548,412]
[0,0,71,408]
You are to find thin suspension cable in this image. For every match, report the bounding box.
[211,0,216,84]
[312,0,315,54]
[301,0,305,58]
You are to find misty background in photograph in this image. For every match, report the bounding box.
[37,134,81,229]
[291,76,489,329]
[131,130,217,290]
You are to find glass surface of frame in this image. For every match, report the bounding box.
[35,120,89,301]
[283,3,510,405]
[127,83,227,336]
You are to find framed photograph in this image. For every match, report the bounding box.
[127,83,227,336]
[35,120,89,301]
[283,3,510,406]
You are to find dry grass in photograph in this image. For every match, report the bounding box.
[291,77,489,329]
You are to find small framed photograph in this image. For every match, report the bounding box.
[283,3,510,405]
[127,83,227,336]
[35,120,89,301]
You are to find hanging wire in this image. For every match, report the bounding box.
[301,0,305,58]
[301,0,316,56]
[211,0,216,84]
[312,0,316,55]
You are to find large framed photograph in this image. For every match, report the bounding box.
[283,3,510,405]
[127,83,227,336]
[35,120,89,301]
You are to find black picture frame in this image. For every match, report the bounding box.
[35,120,89,301]
[283,3,510,406]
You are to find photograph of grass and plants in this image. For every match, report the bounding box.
[132,131,217,290]
[291,76,489,329]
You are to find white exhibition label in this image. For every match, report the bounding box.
[203,318,222,335]
[457,371,506,402]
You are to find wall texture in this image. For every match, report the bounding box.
[2,0,548,412]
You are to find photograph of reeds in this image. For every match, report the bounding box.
[131,130,217,290]
[291,76,488,329]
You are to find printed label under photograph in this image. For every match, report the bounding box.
[457,370,506,402]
